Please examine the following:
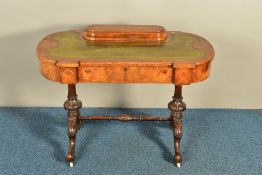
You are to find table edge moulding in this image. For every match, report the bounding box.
[36,24,215,168]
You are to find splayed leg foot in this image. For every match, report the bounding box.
[168,85,186,167]
[64,84,82,167]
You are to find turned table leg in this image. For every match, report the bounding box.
[168,85,186,167]
[64,84,82,167]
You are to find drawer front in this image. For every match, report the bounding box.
[78,66,174,83]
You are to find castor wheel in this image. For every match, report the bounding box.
[69,162,74,167]
[176,163,181,168]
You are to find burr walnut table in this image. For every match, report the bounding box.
[36,25,214,167]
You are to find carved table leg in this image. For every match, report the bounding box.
[64,84,82,167]
[168,85,186,167]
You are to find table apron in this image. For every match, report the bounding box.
[40,60,211,85]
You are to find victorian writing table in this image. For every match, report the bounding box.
[36,25,214,167]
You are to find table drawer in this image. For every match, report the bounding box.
[78,66,173,83]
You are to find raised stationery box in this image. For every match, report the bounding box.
[83,25,169,45]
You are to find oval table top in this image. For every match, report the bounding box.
[36,30,214,85]
[37,30,214,66]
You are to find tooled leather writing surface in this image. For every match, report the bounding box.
[39,31,212,64]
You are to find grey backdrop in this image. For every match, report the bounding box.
[0,0,262,108]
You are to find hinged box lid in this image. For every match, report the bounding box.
[83,25,169,45]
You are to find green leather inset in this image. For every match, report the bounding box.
[46,31,205,61]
